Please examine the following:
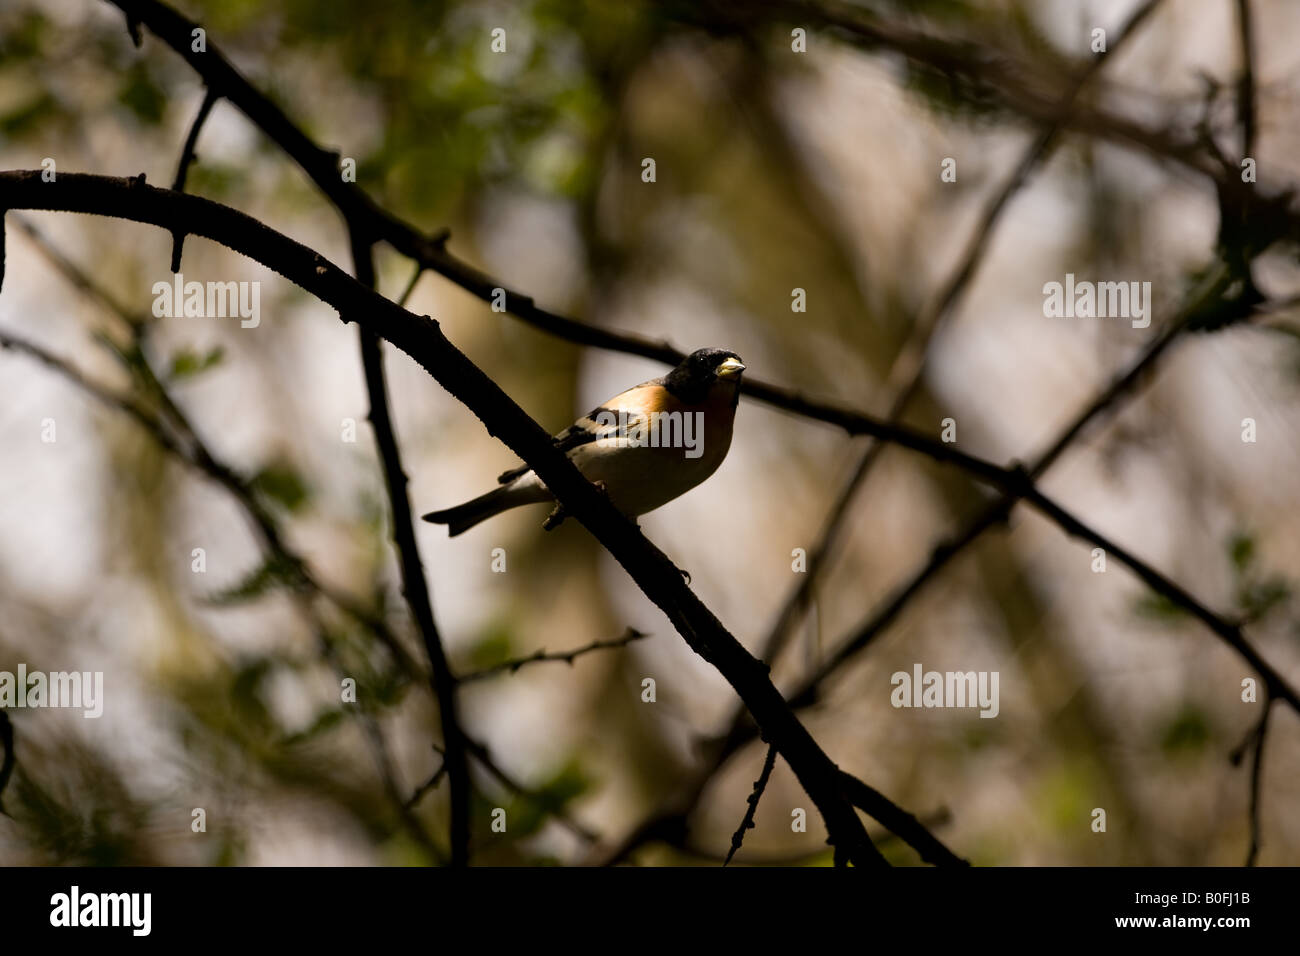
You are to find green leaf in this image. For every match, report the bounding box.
[466,622,515,671]
[167,346,225,381]
[116,63,167,126]
[280,708,346,746]
[1160,706,1211,756]
[250,461,311,513]
[1228,532,1255,573]
[0,93,61,138]
[1238,578,1291,622]
[1134,591,1188,622]
[204,553,299,606]
[504,759,591,840]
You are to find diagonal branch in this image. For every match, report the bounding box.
[839,772,967,867]
[4,220,423,678]
[103,0,1300,487]
[611,0,1164,854]
[758,0,1165,673]
[722,263,1299,761]
[0,173,883,866]
[0,325,443,856]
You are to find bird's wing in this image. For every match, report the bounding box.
[495,380,668,484]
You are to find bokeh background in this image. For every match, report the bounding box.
[1,0,1298,865]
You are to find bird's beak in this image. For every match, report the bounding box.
[716,357,746,379]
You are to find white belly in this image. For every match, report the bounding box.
[567,427,732,516]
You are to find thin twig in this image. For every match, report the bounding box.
[2,170,889,867]
[1230,697,1273,867]
[462,738,600,844]
[459,628,649,683]
[5,225,425,679]
[723,743,778,866]
[169,85,219,271]
[0,324,442,857]
[406,760,447,810]
[11,171,1300,865]
[756,0,1163,669]
[103,0,1300,476]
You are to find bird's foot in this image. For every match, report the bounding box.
[679,567,691,585]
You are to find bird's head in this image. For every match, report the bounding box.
[663,348,745,402]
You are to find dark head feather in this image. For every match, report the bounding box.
[661,348,743,403]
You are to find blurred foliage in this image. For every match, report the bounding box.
[1160,704,1212,759]
[166,344,225,381]
[204,552,300,605]
[2,0,1298,868]
[249,459,312,513]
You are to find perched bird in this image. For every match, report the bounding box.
[422,348,745,536]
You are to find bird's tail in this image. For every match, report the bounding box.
[421,479,547,536]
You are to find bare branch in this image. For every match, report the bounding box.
[0,172,883,865]
[839,773,967,868]
[169,86,218,271]
[459,628,649,683]
[406,759,447,810]
[723,744,778,867]
[462,739,600,845]
[101,0,1297,486]
[350,229,471,866]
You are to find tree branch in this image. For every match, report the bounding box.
[169,85,218,271]
[0,172,882,865]
[100,0,1270,489]
[723,743,778,866]
[1230,698,1272,867]
[349,229,471,866]
[10,216,426,680]
[459,627,649,683]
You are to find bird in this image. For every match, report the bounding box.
[422,348,745,536]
